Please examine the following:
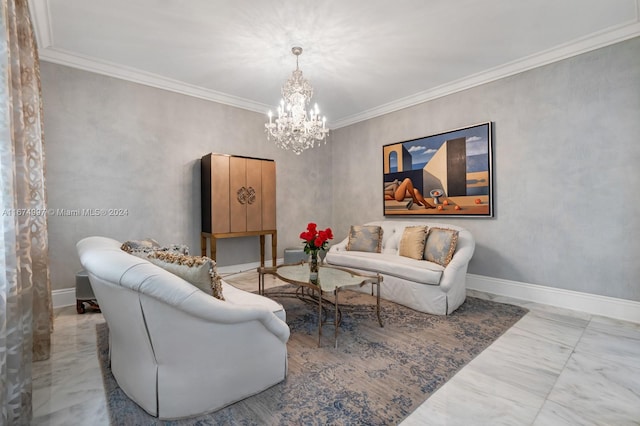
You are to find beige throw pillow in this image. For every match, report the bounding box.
[399,226,428,260]
[424,227,459,267]
[346,225,383,253]
[147,251,224,300]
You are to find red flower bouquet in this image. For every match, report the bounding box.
[300,222,333,255]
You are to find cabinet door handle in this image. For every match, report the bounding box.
[246,186,256,204]
[236,186,256,205]
[237,186,248,204]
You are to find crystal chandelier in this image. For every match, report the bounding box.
[265,47,329,155]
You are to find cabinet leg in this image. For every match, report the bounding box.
[211,237,217,262]
[259,235,265,267]
[271,231,277,267]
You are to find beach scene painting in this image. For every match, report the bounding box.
[383,122,493,217]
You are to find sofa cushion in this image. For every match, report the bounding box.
[147,252,224,300]
[327,250,443,285]
[424,228,459,267]
[399,226,428,260]
[346,225,383,253]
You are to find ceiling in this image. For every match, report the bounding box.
[30,0,640,128]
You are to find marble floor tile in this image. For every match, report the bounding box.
[401,371,543,426]
[401,349,549,426]
[511,312,587,347]
[31,395,109,426]
[31,307,108,426]
[467,327,574,397]
[587,314,640,341]
[534,350,640,425]
[533,399,601,426]
[576,326,640,368]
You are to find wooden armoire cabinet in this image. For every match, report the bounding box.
[200,153,277,266]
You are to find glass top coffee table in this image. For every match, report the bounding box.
[258,263,383,348]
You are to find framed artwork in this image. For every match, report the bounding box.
[383,122,493,217]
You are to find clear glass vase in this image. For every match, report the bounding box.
[309,251,319,282]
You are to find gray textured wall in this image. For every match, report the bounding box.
[331,37,640,302]
[42,37,639,301]
[41,63,333,291]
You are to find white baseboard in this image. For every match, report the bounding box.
[216,257,283,276]
[52,266,639,324]
[52,257,285,309]
[467,273,640,324]
[52,288,76,309]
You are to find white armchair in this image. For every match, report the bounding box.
[76,236,289,419]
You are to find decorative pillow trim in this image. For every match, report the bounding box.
[148,251,207,266]
[121,239,189,256]
[155,244,190,255]
[121,238,160,254]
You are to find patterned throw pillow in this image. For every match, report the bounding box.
[424,228,459,267]
[399,226,428,260]
[121,238,161,255]
[147,251,224,300]
[121,239,190,258]
[155,244,190,255]
[346,225,383,253]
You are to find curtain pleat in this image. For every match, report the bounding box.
[1,0,53,423]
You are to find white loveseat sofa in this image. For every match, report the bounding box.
[326,221,475,315]
[77,236,290,419]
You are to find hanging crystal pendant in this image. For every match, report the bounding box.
[265,47,329,155]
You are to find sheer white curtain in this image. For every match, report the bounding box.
[0,0,53,423]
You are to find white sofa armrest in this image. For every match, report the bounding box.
[330,237,349,253]
[438,230,475,292]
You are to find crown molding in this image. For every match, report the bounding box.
[38,48,272,114]
[30,0,640,129]
[331,18,640,129]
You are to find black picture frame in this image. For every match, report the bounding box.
[382,122,493,218]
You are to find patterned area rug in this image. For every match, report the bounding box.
[96,286,527,425]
